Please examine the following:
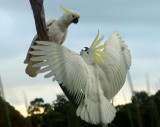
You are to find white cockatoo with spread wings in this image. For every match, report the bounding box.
[29,30,131,124]
[24,5,80,77]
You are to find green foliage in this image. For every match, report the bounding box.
[27,98,45,115]
[131,91,149,105]
[0,96,27,127]
[25,91,160,127]
[1,90,160,127]
[42,103,52,113]
[26,94,97,127]
[111,90,160,127]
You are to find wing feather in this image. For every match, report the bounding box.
[30,41,90,103]
[24,19,56,64]
[99,30,131,99]
[44,71,55,78]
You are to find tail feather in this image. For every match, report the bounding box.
[25,61,40,77]
[76,97,116,125]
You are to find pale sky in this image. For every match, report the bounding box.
[0,0,160,116]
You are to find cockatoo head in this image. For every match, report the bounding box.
[61,5,80,24]
[80,31,107,64]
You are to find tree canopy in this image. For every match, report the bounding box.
[1,90,160,127]
[0,96,27,127]
[25,90,160,127]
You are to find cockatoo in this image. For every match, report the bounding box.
[24,5,80,77]
[29,30,131,125]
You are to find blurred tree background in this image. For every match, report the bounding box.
[0,90,160,127]
[0,96,27,127]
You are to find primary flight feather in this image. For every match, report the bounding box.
[29,30,131,124]
[24,5,80,77]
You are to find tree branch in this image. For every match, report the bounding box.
[29,0,49,41]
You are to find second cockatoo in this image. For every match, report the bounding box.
[29,30,131,125]
[24,5,80,77]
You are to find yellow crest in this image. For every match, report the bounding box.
[91,30,107,63]
[61,4,73,13]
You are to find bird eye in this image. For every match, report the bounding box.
[87,51,89,54]
[72,15,75,18]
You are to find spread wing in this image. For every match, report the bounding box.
[29,41,90,103]
[24,18,56,63]
[99,30,131,100]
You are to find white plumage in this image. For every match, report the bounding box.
[24,5,80,77]
[29,30,131,124]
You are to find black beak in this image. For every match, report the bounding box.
[84,47,89,51]
[72,18,79,24]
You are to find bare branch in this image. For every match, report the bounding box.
[29,0,49,41]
